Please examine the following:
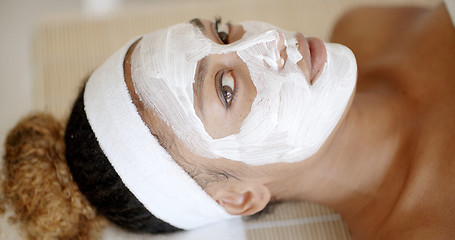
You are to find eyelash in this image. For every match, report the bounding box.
[215,17,230,44]
[216,70,237,109]
[214,17,235,108]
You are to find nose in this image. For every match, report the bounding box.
[263,32,287,71]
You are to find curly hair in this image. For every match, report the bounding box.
[64,87,180,233]
[2,113,106,239]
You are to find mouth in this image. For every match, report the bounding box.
[308,37,327,84]
[296,33,327,85]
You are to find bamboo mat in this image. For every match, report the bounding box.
[102,201,351,240]
[31,0,440,239]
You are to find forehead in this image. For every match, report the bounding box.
[143,20,282,55]
[155,22,213,57]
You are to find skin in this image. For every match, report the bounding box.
[124,4,455,239]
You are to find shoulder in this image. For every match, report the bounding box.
[330,6,428,65]
[330,6,428,44]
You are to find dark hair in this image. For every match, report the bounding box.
[64,86,181,233]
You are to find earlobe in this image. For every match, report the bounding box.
[214,184,271,216]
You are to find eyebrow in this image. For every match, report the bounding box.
[189,18,206,32]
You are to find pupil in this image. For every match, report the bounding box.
[219,32,228,44]
[222,86,233,102]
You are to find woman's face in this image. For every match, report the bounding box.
[128,18,357,165]
[189,19,327,139]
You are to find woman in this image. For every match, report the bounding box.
[67,15,356,232]
[3,2,455,240]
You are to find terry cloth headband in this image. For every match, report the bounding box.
[84,37,234,230]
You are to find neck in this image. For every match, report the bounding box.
[265,65,420,237]
[271,89,412,216]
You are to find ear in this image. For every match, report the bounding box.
[210,182,271,216]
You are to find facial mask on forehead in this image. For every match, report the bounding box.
[131,21,357,165]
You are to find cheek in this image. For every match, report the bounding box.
[231,68,257,129]
[203,103,232,139]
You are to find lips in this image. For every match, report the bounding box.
[307,37,327,84]
[295,33,327,85]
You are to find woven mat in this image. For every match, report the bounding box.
[31,0,439,239]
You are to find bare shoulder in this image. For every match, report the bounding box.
[330,6,428,64]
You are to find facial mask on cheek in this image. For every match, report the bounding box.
[132,21,357,165]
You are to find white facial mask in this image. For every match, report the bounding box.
[131,21,357,165]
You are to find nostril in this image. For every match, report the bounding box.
[277,33,287,70]
[278,46,287,70]
[261,32,288,71]
[277,32,285,50]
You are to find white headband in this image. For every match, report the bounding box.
[84,37,233,230]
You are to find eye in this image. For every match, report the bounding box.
[216,71,235,108]
[215,17,230,44]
